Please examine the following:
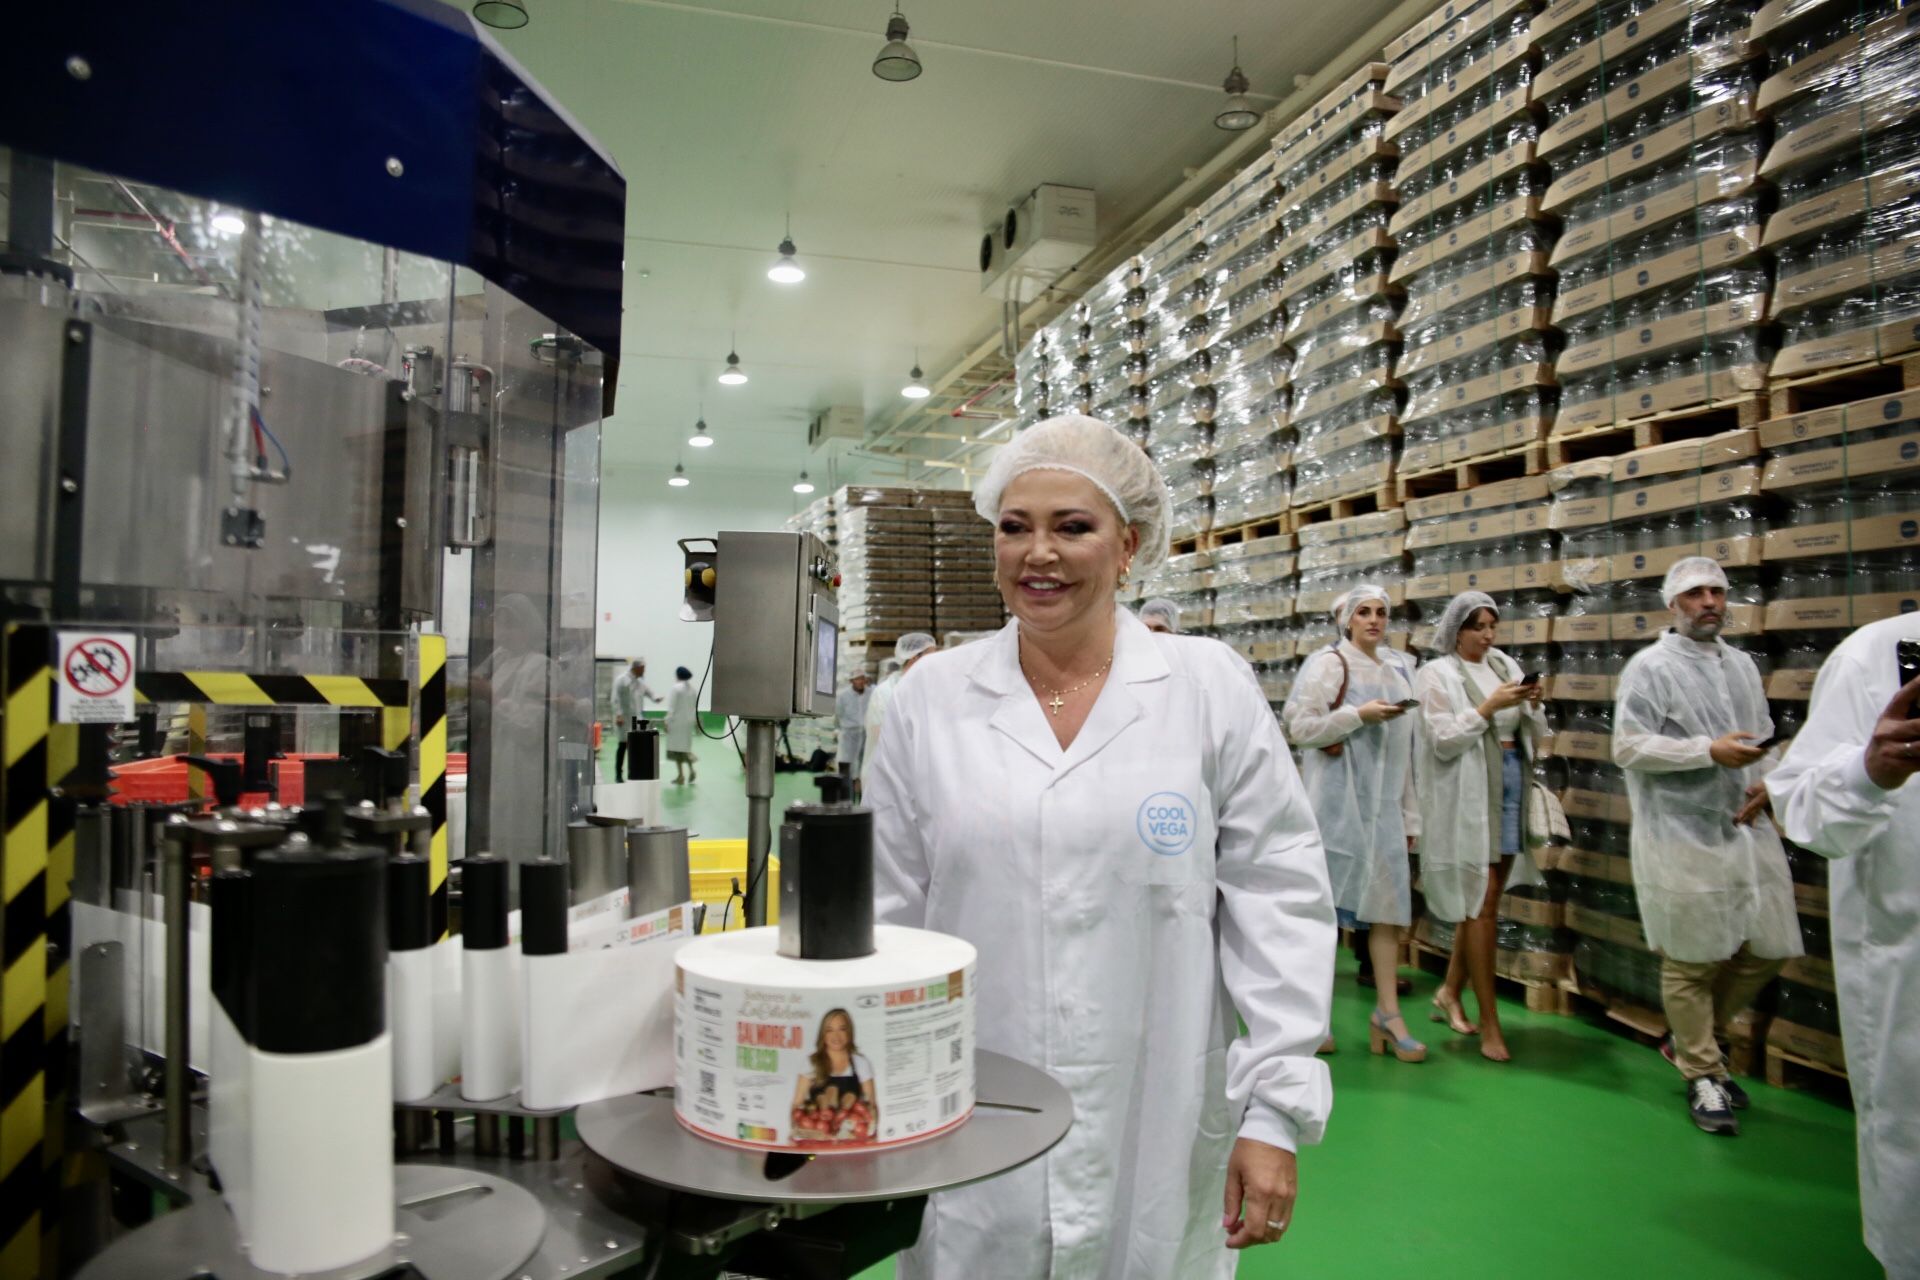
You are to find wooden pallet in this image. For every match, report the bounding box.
[1169,534,1209,558]
[1766,1046,1850,1092]
[1395,442,1547,503]
[1769,351,1920,419]
[1286,485,1400,529]
[1206,514,1290,548]
[1546,399,1764,468]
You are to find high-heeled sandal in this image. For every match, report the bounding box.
[1370,1009,1427,1063]
[1429,991,1478,1036]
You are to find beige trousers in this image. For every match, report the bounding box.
[1659,944,1785,1080]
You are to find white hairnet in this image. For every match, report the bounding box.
[1332,584,1391,632]
[1140,598,1181,631]
[1661,555,1730,606]
[895,633,938,662]
[1430,591,1498,656]
[974,414,1173,578]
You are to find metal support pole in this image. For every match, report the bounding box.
[473,1113,501,1157]
[532,1116,560,1161]
[161,834,191,1168]
[743,720,778,928]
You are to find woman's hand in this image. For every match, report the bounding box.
[1356,698,1409,725]
[1222,1139,1297,1249]
[1477,681,1532,718]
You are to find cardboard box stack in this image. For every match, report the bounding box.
[1386,0,1560,480]
[1536,0,1770,438]
[1276,65,1407,512]
[1292,510,1413,649]
[1755,0,1920,380]
[1208,534,1300,704]
[919,489,1006,640]
[833,486,934,676]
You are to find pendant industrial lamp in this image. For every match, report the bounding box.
[718,334,748,385]
[793,470,815,495]
[668,462,691,488]
[1214,37,1260,132]
[768,214,805,284]
[472,0,529,29]
[872,8,922,82]
[901,349,931,399]
[688,412,713,448]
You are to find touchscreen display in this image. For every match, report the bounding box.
[814,614,837,698]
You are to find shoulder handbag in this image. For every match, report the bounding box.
[1489,652,1570,847]
[1318,648,1352,759]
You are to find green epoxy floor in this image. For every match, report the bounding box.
[625,731,1879,1279]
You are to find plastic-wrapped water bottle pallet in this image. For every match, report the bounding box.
[1544,404,1763,469]
[1393,439,1547,504]
[1284,485,1401,531]
[1767,350,1920,420]
[1204,514,1291,549]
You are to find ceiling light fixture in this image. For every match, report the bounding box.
[901,349,931,399]
[793,470,815,495]
[718,333,748,385]
[688,413,713,448]
[768,213,806,284]
[211,210,247,236]
[1215,37,1260,132]
[472,0,529,29]
[872,7,922,82]
[668,462,691,488]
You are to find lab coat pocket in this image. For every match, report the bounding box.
[1124,785,1218,887]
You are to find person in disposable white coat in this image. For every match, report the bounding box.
[1282,585,1423,1061]
[1412,591,1548,1061]
[1768,614,1920,1277]
[859,634,936,779]
[664,666,698,785]
[1139,596,1181,634]
[1612,558,1802,1136]
[866,414,1335,1279]
[610,658,660,782]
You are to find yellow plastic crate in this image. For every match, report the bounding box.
[690,839,779,932]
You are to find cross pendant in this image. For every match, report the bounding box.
[1047,693,1065,716]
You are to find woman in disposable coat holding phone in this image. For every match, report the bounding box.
[1413,591,1548,1061]
[865,414,1336,1279]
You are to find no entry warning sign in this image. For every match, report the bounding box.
[57,631,137,724]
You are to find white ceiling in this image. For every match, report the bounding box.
[491,0,1407,482]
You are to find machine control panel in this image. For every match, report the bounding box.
[710,531,840,720]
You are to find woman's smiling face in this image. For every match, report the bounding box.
[994,468,1139,635]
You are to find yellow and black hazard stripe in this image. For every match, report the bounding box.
[134,671,408,708]
[418,636,449,939]
[3,625,53,1280]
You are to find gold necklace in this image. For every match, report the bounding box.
[1020,652,1115,716]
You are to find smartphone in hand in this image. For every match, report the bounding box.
[1395,698,1421,710]
[1899,638,1920,715]
[1519,672,1542,686]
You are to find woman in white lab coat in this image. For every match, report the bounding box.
[866,415,1335,1280]
[1282,585,1422,1061]
[1412,591,1547,1062]
[664,666,698,784]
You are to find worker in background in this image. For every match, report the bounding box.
[610,657,660,782]
[835,671,872,792]
[1139,596,1181,634]
[867,415,1334,1279]
[1284,585,1420,1061]
[1412,590,1548,1062]
[1768,615,1920,1278]
[860,633,936,779]
[1613,558,1801,1136]
[664,666,698,786]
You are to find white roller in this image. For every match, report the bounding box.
[388,947,440,1103]
[460,946,520,1101]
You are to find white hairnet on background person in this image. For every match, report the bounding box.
[1140,598,1181,631]
[878,657,903,677]
[973,413,1173,577]
[1332,584,1391,632]
[1661,555,1730,606]
[1429,590,1498,656]
[895,633,938,662]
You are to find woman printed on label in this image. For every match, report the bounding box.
[1412,591,1549,1062]
[1282,585,1423,1063]
[866,414,1335,1279]
[789,1009,877,1144]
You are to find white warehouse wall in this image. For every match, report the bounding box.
[594,464,813,701]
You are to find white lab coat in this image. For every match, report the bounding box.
[835,685,870,777]
[1769,614,1920,1278]
[859,672,899,778]
[1411,648,1548,922]
[1612,632,1802,965]
[611,669,657,723]
[663,680,697,756]
[867,609,1335,1280]
[1282,641,1420,925]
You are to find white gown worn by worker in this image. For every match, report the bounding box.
[1769,615,1920,1278]
[1612,632,1803,964]
[835,683,869,778]
[1282,641,1420,924]
[859,670,899,778]
[664,679,698,757]
[866,609,1336,1280]
[1411,647,1548,920]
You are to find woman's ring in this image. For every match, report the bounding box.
[1266,1220,1288,1232]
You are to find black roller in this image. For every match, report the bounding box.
[462,855,510,950]
[209,868,253,1038]
[778,804,875,961]
[388,854,431,953]
[520,858,569,957]
[247,845,386,1054]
